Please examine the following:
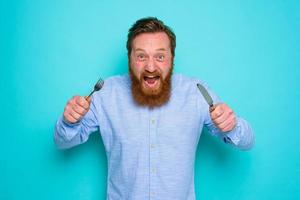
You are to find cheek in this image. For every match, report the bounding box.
[160,61,172,78]
[131,61,144,77]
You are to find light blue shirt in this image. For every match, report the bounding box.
[54,74,254,200]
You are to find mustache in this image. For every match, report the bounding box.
[141,70,161,78]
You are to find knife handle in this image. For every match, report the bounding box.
[209,105,215,112]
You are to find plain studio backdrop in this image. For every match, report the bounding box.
[0,0,299,199]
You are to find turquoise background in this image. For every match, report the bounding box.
[1,0,299,199]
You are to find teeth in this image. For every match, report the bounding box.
[145,75,159,78]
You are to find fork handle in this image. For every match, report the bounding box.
[85,90,94,102]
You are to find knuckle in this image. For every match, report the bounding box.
[231,115,235,120]
[83,102,88,109]
[220,122,227,129]
[211,113,217,120]
[79,99,85,106]
[71,111,78,118]
[63,112,68,119]
[79,96,85,102]
[230,115,235,122]
[214,110,219,116]
[74,96,81,102]
[79,107,85,115]
[64,115,72,123]
[212,109,218,115]
[215,118,222,125]
[233,117,237,124]
[67,117,74,123]
[76,101,82,107]
[77,97,82,103]
[72,96,79,102]
[67,100,73,107]
[65,106,71,113]
[219,124,225,129]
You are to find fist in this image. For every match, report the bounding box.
[63,96,91,123]
[210,103,236,132]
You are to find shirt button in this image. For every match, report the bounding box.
[150,144,155,149]
[150,192,155,196]
[151,119,155,124]
[151,168,156,173]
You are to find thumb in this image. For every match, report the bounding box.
[85,96,91,103]
[209,105,216,113]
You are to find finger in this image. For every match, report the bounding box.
[85,96,91,103]
[76,96,90,109]
[209,105,216,112]
[211,105,224,120]
[213,111,230,125]
[72,103,87,115]
[69,109,82,121]
[64,113,78,123]
[213,106,234,125]
[218,114,235,130]
[222,120,236,132]
[72,95,80,103]
[70,97,88,113]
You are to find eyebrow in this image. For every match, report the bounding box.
[134,48,146,52]
[134,48,167,52]
[156,48,167,51]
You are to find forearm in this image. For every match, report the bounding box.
[54,116,87,149]
[206,117,255,150]
[222,117,255,150]
[54,95,100,149]
[54,112,99,149]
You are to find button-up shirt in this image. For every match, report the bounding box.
[54,74,254,200]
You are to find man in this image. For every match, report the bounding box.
[54,17,254,200]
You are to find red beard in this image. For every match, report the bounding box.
[129,66,173,108]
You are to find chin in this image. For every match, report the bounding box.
[142,79,161,96]
[129,65,173,108]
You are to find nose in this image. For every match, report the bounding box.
[145,57,156,73]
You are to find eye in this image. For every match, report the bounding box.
[137,54,146,61]
[156,54,165,62]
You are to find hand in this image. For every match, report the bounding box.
[63,96,91,123]
[210,103,237,132]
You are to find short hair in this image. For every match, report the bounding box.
[127,17,176,58]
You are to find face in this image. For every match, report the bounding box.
[129,32,173,107]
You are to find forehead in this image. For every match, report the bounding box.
[132,32,170,50]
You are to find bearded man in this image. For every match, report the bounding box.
[54,17,254,200]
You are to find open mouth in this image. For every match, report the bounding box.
[143,75,160,87]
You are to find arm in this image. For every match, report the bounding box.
[205,115,255,150]
[199,81,255,150]
[54,95,99,149]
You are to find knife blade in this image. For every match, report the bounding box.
[197,83,215,111]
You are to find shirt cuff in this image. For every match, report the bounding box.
[222,120,241,145]
[61,117,81,127]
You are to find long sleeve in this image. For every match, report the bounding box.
[198,80,255,150]
[205,116,255,150]
[54,95,99,149]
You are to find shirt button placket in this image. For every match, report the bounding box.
[149,111,158,199]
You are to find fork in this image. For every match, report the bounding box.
[85,78,104,101]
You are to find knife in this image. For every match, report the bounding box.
[197,83,215,111]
